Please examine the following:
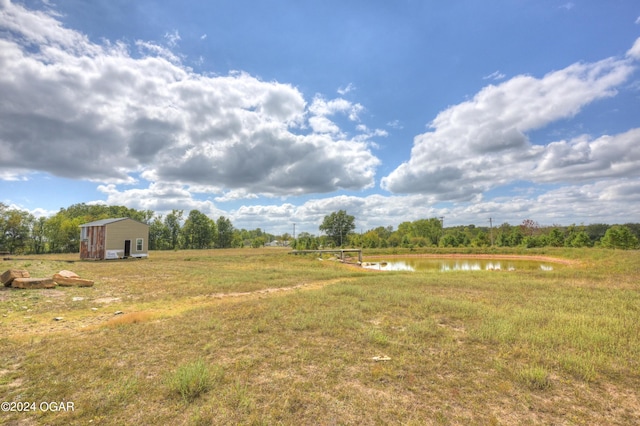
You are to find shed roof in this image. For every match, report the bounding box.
[80,217,148,227]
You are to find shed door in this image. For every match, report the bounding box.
[124,240,131,257]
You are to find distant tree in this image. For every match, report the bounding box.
[216,216,234,248]
[3,209,33,254]
[520,219,540,237]
[361,230,380,248]
[411,218,443,246]
[164,210,183,250]
[601,225,639,250]
[31,216,47,254]
[182,210,215,249]
[586,223,609,244]
[568,230,592,248]
[149,216,170,250]
[471,231,490,247]
[319,210,356,247]
[547,228,565,247]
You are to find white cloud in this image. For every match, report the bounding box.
[635,16,640,25]
[97,182,223,217]
[164,29,181,47]
[559,2,575,10]
[337,83,355,95]
[0,2,381,196]
[381,48,638,200]
[387,120,403,129]
[483,70,506,81]
[627,37,640,60]
[230,178,640,233]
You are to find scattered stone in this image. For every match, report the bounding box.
[91,308,98,312]
[1,269,30,287]
[72,297,85,301]
[57,270,80,279]
[372,356,392,362]
[53,317,64,321]
[53,273,94,287]
[11,277,56,289]
[114,311,124,315]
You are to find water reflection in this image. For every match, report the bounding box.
[362,258,555,272]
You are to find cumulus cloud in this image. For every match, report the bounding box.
[381,47,638,200]
[228,178,640,233]
[97,182,223,216]
[0,1,381,196]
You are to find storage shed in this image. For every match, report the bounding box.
[80,218,149,260]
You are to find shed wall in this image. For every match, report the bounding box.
[105,220,149,255]
[80,225,106,260]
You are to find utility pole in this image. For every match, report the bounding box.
[489,217,494,247]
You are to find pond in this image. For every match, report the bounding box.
[361,257,558,272]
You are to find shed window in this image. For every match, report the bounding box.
[136,238,143,251]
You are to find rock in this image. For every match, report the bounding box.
[53,274,94,287]
[72,297,84,301]
[1,269,30,287]
[56,270,80,279]
[372,356,392,362]
[11,277,56,289]
[53,317,64,321]
[114,311,124,315]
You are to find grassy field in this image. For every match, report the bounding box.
[1,248,639,425]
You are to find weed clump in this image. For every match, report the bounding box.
[166,359,221,403]
[517,365,552,390]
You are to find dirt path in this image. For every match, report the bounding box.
[3,277,353,338]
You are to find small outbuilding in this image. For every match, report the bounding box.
[80,218,149,260]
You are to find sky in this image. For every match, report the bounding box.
[1,0,639,235]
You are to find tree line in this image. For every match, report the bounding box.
[293,210,640,251]
[1,203,638,255]
[0,203,284,254]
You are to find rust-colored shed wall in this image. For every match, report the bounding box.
[80,225,106,260]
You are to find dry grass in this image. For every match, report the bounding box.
[0,247,639,425]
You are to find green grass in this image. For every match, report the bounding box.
[166,359,222,403]
[0,248,639,424]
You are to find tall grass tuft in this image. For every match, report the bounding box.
[166,358,221,403]
[517,365,552,390]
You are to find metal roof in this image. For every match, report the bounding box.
[79,218,134,227]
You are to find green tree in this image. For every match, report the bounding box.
[601,225,639,250]
[182,210,215,249]
[216,216,234,248]
[411,218,443,246]
[547,228,565,247]
[569,230,592,248]
[31,216,47,254]
[149,216,170,250]
[3,209,34,254]
[319,210,356,247]
[164,210,183,250]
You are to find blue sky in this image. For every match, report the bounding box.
[1,0,639,234]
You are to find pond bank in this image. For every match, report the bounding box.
[362,253,577,266]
